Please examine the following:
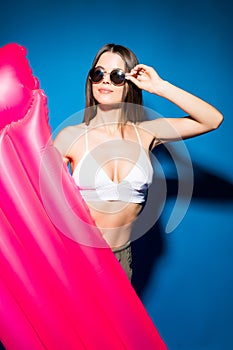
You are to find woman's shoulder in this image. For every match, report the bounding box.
[136,120,162,150]
[55,123,87,140]
[53,122,86,154]
[59,122,86,136]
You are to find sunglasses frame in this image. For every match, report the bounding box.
[89,66,126,86]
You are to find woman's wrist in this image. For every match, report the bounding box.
[151,79,169,96]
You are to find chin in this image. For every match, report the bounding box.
[94,94,123,106]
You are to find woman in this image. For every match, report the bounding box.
[54,43,223,281]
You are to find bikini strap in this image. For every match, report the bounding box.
[133,123,142,146]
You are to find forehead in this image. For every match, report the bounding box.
[96,52,125,70]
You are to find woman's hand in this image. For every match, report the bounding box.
[125,64,164,95]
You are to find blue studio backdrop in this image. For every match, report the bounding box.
[1,1,233,349]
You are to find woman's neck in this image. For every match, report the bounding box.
[91,104,124,134]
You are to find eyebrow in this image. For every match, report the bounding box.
[95,65,125,73]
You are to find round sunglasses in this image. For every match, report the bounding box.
[89,66,126,86]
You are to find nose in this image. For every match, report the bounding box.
[102,72,111,84]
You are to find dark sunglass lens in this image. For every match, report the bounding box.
[110,69,125,85]
[90,67,104,83]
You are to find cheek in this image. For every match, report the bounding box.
[114,85,127,99]
[115,88,125,99]
[92,85,98,100]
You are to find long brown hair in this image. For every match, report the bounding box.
[83,43,144,125]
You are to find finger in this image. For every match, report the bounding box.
[125,74,141,86]
[132,64,150,72]
[128,68,146,79]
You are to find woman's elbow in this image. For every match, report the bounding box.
[206,110,224,131]
[212,111,224,130]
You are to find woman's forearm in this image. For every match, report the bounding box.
[155,80,224,130]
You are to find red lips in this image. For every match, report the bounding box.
[98,88,113,94]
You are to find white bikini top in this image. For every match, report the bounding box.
[72,124,153,204]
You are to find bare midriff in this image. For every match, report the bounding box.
[86,200,142,249]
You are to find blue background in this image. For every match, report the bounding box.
[1,0,233,349]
